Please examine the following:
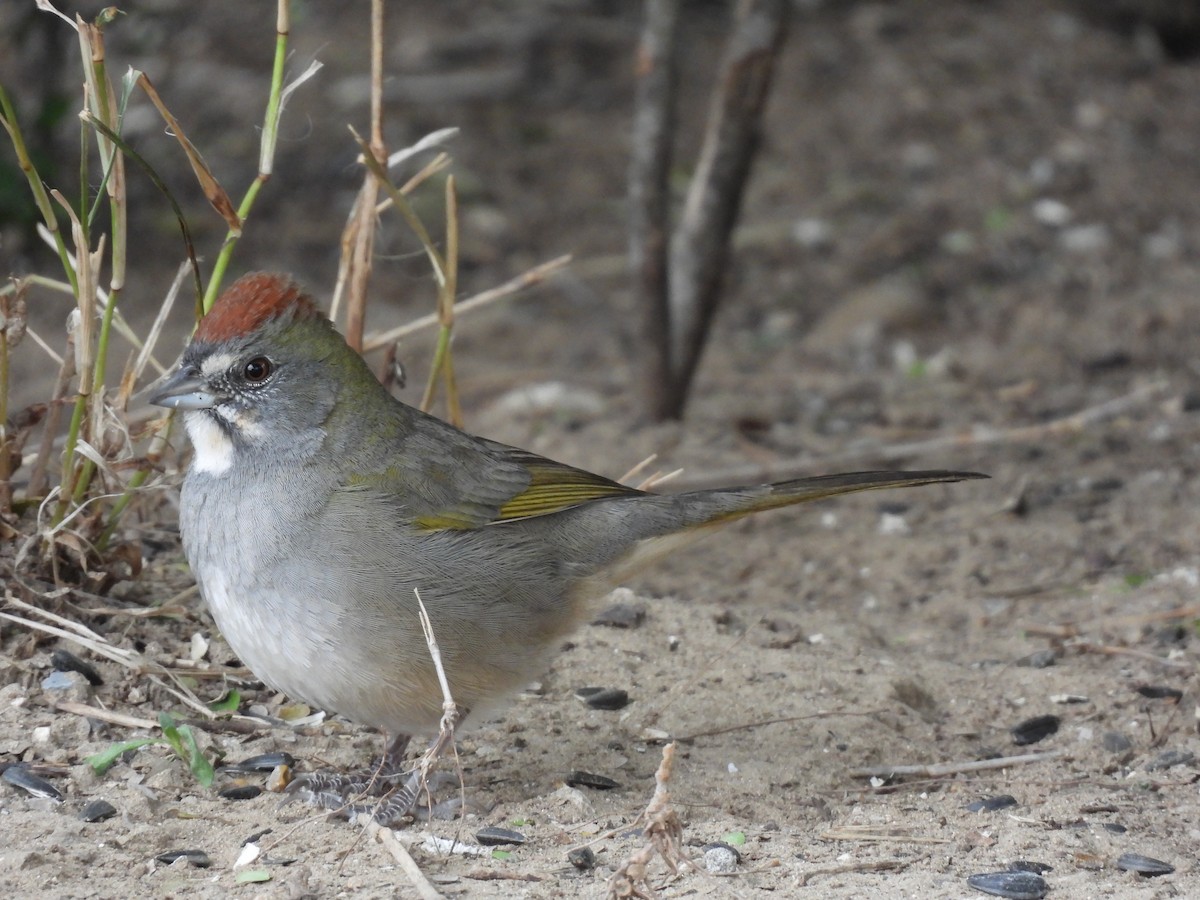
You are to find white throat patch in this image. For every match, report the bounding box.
[184,410,234,475]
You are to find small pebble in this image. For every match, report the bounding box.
[79,799,117,822]
[1033,197,1072,227]
[592,603,645,629]
[1010,714,1060,746]
[1016,649,1058,669]
[50,649,103,685]
[475,826,526,847]
[703,843,739,874]
[1101,731,1133,753]
[966,870,1048,899]
[1060,223,1110,254]
[967,794,1018,813]
[40,670,84,692]
[222,752,296,773]
[155,849,212,868]
[565,771,620,790]
[567,846,595,870]
[1101,823,1126,834]
[1144,749,1194,771]
[575,687,630,711]
[219,784,263,801]
[1116,853,1174,876]
[2,765,63,802]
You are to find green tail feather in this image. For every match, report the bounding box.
[696,469,988,526]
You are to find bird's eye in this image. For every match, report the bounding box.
[242,357,273,383]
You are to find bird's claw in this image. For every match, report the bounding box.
[280,769,406,820]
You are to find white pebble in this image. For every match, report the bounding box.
[1033,198,1072,227]
[704,846,739,874]
[1060,223,1110,253]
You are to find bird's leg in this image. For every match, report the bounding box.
[288,601,469,825]
[358,710,463,825]
[282,732,412,813]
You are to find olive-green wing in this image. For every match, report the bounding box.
[338,421,643,533]
[489,447,644,523]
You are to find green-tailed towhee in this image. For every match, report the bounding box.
[150,272,985,823]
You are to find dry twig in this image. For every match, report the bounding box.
[849,749,1065,780]
[367,823,445,900]
[607,742,699,899]
[818,825,950,844]
[54,700,157,730]
[798,854,928,885]
[631,0,790,419]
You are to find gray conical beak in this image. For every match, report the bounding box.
[147,363,219,411]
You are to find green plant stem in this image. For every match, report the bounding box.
[0,308,9,515]
[205,176,265,314]
[421,175,461,423]
[76,43,130,512]
[354,129,447,286]
[203,0,290,315]
[0,83,78,295]
[96,460,149,549]
[56,383,89,522]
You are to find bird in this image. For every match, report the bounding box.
[149,272,986,823]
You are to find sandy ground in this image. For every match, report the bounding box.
[2,1,1200,897]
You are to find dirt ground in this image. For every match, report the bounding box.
[3,1,1200,897]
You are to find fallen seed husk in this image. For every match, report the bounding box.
[565,770,620,790]
[155,849,212,868]
[475,826,526,846]
[1116,852,1174,876]
[79,799,118,822]
[1134,685,1182,701]
[575,687,630,710]
[222,752,296,773]
[1008,861,1052,874]
[2,765,63,802]
[966,870,1048,899]
[1144,749,1194,771]
[967,794,1018,812]
[1010,714,1060,746]
[219,784,263,801]
[567,847,595,870]
[50,649,103,686]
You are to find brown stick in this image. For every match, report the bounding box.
[629,0,680,422]
[849,750,1065,780]
[54,700,157,730]
[368,823,445,900]
[342,0,387,351]
[664,0,789,418]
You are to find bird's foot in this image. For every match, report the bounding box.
[282,731,414,821]
[283,767,467,824]
[283,713,468,826]
[282,767,399,814]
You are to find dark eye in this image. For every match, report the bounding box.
[242,357,273,383]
